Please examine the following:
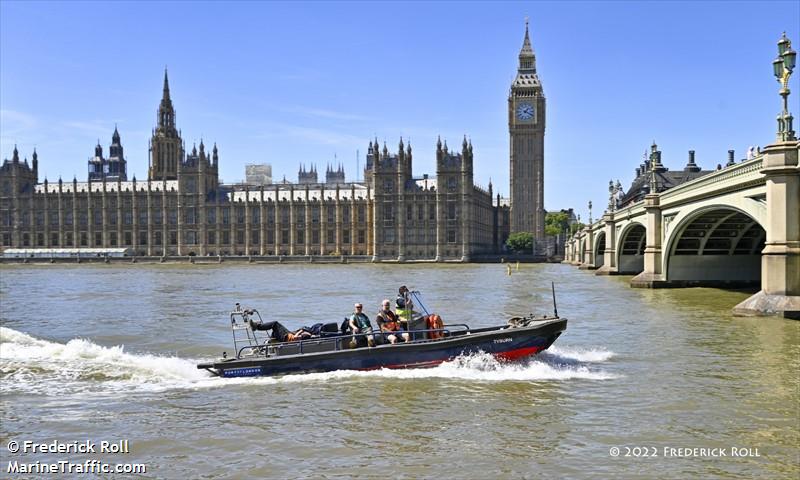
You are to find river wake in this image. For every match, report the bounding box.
[0,327,617,396]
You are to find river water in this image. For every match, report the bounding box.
[0,263,797,479]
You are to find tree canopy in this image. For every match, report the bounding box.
[506,232,533,253]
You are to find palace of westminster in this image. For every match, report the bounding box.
[0,25,547,260]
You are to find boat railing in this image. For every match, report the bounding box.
[237,323,473,359]
[230,309,265,357]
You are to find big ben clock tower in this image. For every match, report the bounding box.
[509,20,545,239]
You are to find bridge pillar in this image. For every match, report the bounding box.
[631,194,667,287]
[579,228,597,269]
[734,141,800,319]
[596,214,617,275]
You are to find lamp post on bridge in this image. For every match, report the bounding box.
[773,32,797,142]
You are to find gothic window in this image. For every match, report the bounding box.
[236,230,244,245]
[0,210,10,227]
[51,233,59,246]
[222,231,230,245]
[342,205,351,221]
[169,231,177,245]
[185,178,196,194]
[447,177,457,191]
[124,212,132,225]
[65,212,73,226]
[236,207,245,224]
[385,229,395,244]
[251,230,259,244]
[109,232,117,246]
[80,233,87,247]
[49,211,59,226]
[429,205,435,221]
[447,230,456,243]
[384,179,394,192]
[327,229,334,244]
[312,206,320,224]
[207,231,215,245]
[222,208,230,225]
[327,207,335,224]
[153,211,162,225]
[407,205,413,221]
[342,229,350,244]
[252,208,260,225]
[38,233,45,246]
[311,230,319,244]
[94,211,102,226]
[266,230,274,244]
[357,205,365,223]
[296,230,304,244]
[124,232,132,246]
[36,211,44,226]
[94,232,101,246]
[185,207,196,225]
[417,205,424,221]
[383,204,394,221]
[281,229,289,245]
[357,229,365,244]
[447,202,456,220]
[109,212,117,226]
[140,231,148,246]
[154,231,162,246]
[167,211,176,225]
[2,233,10,246]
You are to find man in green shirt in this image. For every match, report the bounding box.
[348,303,375,347]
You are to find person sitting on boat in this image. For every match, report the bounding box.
[377,299,410,344]
[349,303,375,348]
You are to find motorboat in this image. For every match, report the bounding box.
[197,288,567,378]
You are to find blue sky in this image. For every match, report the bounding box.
[1,1,798,221]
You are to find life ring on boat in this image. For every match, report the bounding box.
[427,314,445,340]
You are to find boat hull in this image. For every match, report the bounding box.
[200,318,567,378]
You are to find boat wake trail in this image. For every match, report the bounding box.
[0,327,617,396]
[0,327,213,396]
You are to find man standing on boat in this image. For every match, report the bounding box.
[349,303,375,348]
[396,286,414,323]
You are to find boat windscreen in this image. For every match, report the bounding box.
[409,291,431,316]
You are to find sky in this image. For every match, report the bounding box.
[1,1,798,221]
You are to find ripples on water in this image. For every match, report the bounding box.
[1,263,798,479]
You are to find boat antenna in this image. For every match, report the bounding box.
[551,281,558,318]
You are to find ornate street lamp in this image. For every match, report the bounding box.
[773,32,797,141]
[588,201,593,224]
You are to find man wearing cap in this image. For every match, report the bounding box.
[348,303,375,348]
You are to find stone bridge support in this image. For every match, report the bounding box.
[596,214,617,275]
[579,228,596,269]
[631,193,665,287]
[734,141,800,319]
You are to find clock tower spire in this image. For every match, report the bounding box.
[509,18,545,240]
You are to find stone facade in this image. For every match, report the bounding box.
[0,70,511,260]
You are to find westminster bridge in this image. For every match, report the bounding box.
[564,138,799,319]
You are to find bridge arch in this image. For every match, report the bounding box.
[617,222,646,274]
[593,231,606,268]
[664,205,765,284]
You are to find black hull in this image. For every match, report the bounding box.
[198,318,567,378]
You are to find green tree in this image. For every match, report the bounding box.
[506,232,533,253]
[545,211,571,236]
[570,222,586,234]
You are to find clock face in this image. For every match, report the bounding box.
[516,102,534,121]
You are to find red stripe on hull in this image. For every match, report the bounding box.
[494,346,543,361]
[360,346,544,370]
